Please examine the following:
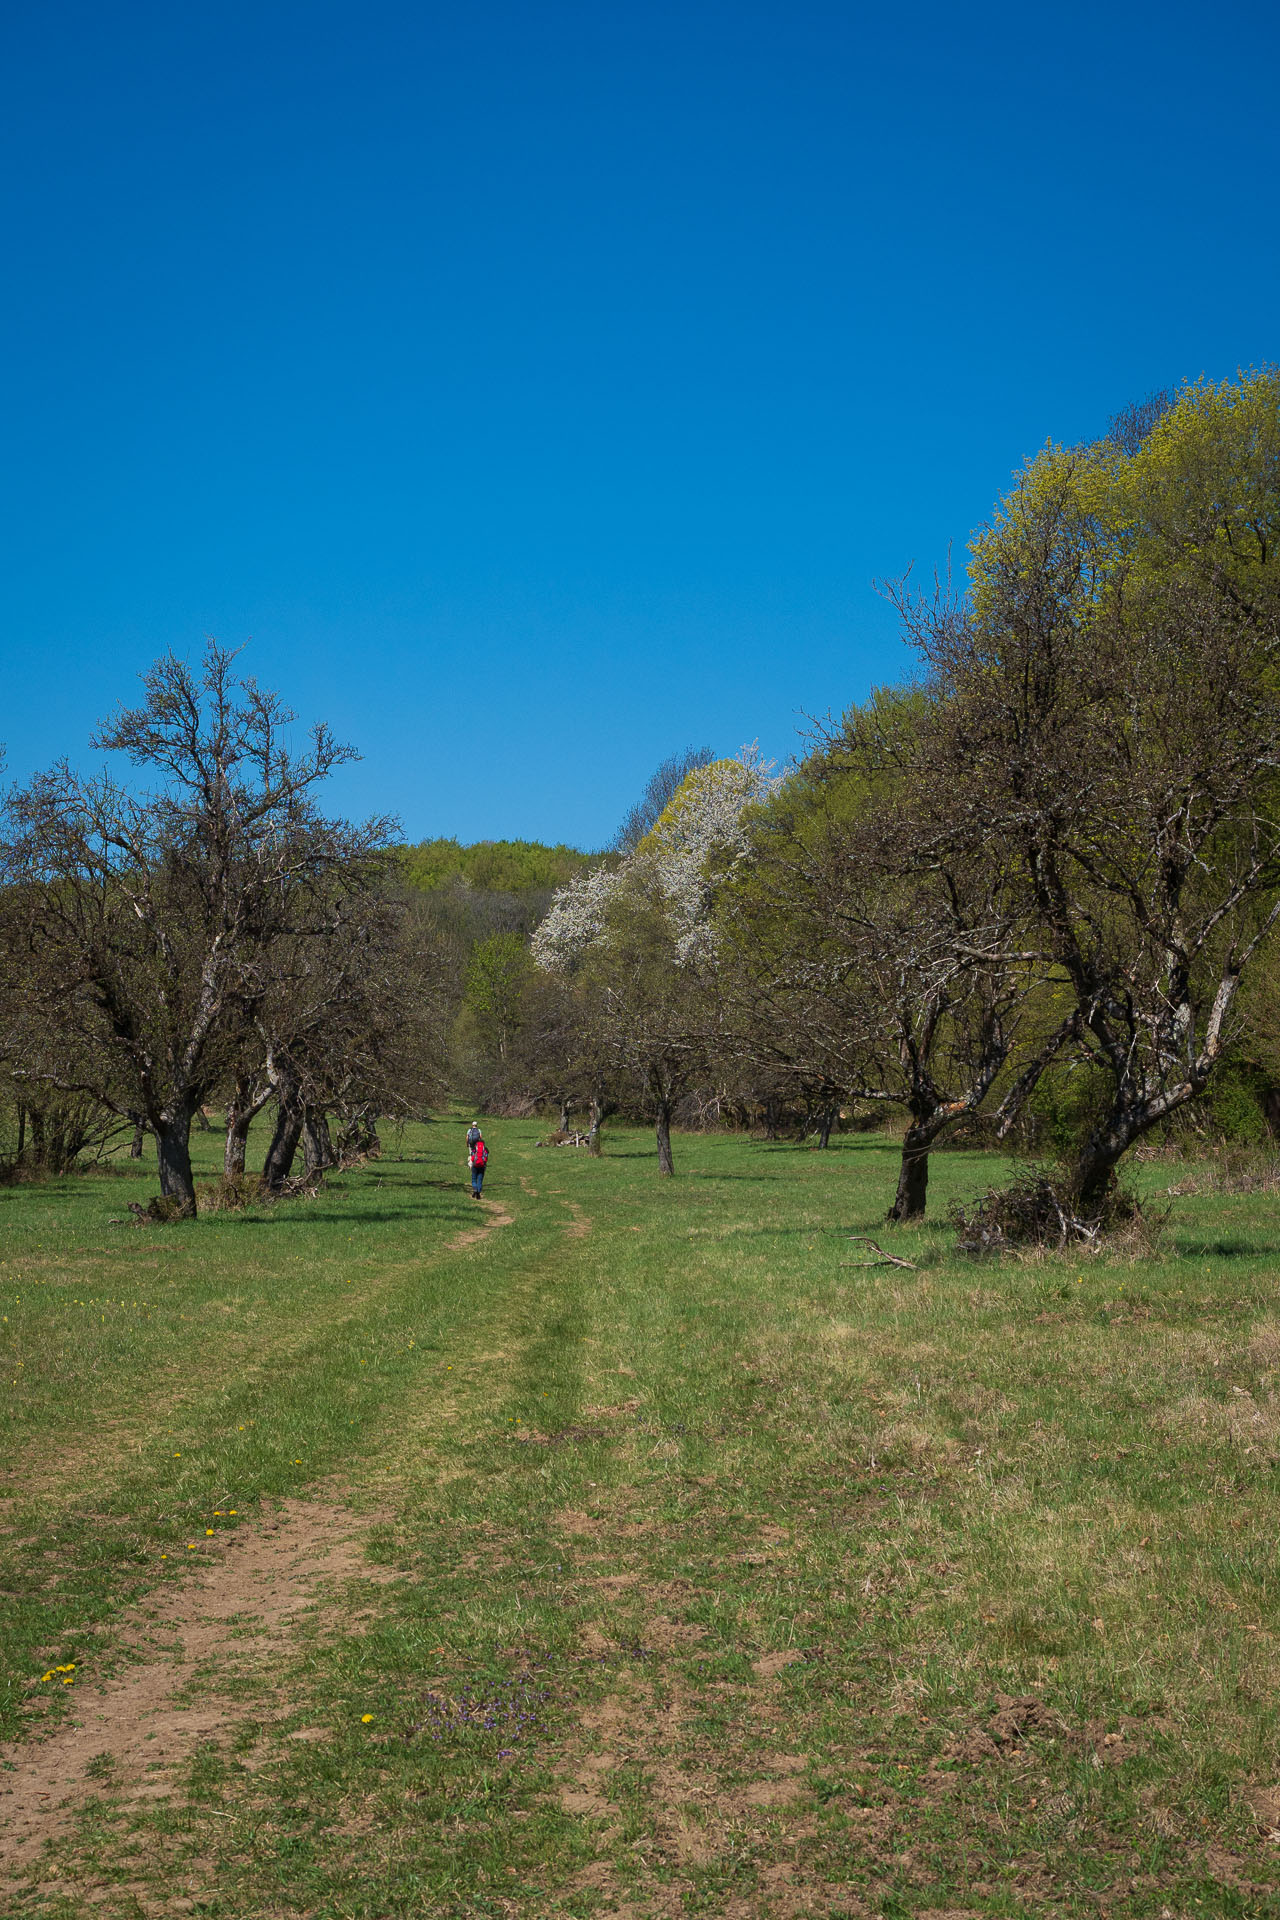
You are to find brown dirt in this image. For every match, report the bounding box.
[544,1590,830,1913]
[986,1693,1067,1744]
[0,1190,523,1879]
[446,1195,514,1249]
[1242,1782,1280,1836]
[562,1199,591,1238]
[0,1496,394,1875]
[752,1649,805,1680]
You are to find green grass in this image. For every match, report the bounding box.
[3,1119,1280,1916]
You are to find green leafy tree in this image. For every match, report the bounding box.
[907,369,1280,1223]
[464,932,532,1062]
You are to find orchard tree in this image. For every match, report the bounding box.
[724,698,1062,1220]
[238,883,448,1190]
[534,752,775,1173]
[906,369,1280,1224]
[2,643,394,1216]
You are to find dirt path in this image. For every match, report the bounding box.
[0,1496,388,1872]
[1,1196,515,1513]
[446,1193,514,1249]
[0,1191,518,1884]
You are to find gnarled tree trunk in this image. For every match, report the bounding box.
[155,1101,198,1217]
[224,1076,271,1179]
[887,1119,933,1222]
[261,1103,302,1190]
[302,1108,336,1178]
[261,1051,304,1191]
[587,1090,615,1157]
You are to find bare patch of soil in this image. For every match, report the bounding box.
[752,1649,805,1680]
[562,1199,591,1238]
[554,1507,605,1536]
[732,1775,810,1809]
[446,1197,514,1250]
[1242,1782,1280,1837]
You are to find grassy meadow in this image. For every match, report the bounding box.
[2,1118,1280,1917]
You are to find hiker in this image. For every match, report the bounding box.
[466,1122,488,1200]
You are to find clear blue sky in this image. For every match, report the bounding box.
[3,0,1277,849]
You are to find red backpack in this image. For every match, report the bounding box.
[473,1138,488,1169]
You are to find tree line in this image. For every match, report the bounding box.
[3,370,1278,1239]
[0,648,446,1216]
[465,370,1280,1240]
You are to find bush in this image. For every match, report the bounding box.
[1201,1061,1273,1144]
[193,1175,262,1213]
[1025,1062,1113,1160]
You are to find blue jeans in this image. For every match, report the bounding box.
[471,1166,485,1196]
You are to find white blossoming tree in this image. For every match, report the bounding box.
[531,751,775,1173]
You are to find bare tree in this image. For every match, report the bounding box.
[1106,387,1175,455]
[2,644,394,1215]
[249,885,448,1190]
[612,746,715,854]
[723,699,1061,1219]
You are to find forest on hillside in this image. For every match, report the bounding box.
[3,371,1280,1245]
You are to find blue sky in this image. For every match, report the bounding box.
[3,0,1277,849]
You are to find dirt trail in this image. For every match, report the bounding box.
[0,1191,518,1882]
[562,1198,591,1238]
[446,1193,514,1249]
[0,1496,388,1873]
[2,1193,515,1512]
[541,1183,591,1238]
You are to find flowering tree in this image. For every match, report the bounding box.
[532,750,776,1172]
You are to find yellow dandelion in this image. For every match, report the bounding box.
[186,1543,196,1550]
[229,1509,237,1516]
[361,1713,375,1723]
[205,1528,214,1536]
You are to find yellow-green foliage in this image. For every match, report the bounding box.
[971,367,1280,616]
[635,757,746,858]
[398,837,594,894]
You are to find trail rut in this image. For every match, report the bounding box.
[0,1190,518,1882]
[0,1497,388,1873]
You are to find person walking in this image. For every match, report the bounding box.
[466,1122,488,1200]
